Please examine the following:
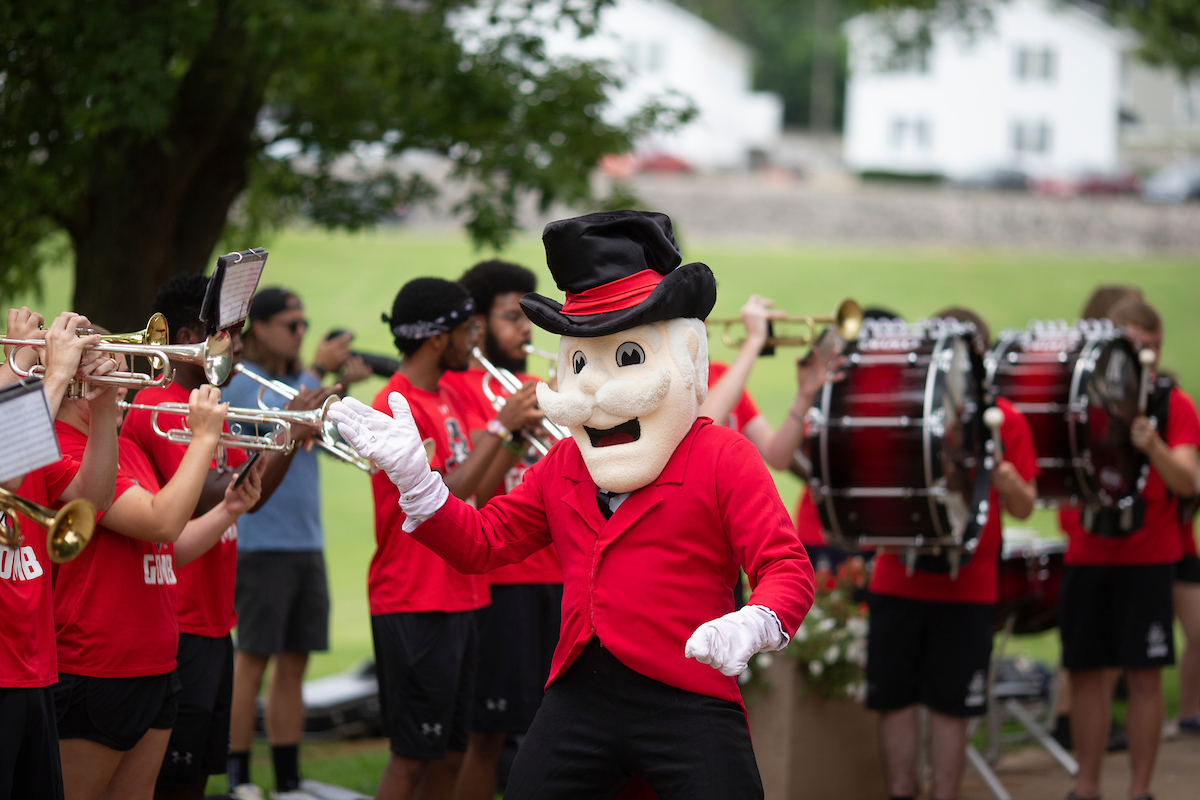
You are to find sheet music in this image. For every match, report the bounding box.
[218,251,268,330]
[0,382,62,484]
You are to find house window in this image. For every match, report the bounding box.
[1015,47,1056,81]
[623,40,667,75]
[1177,80,1200,125]
[1012,120,1053,154]
[881,44,931,74]
[890,117,933,150]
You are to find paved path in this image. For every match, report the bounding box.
[961,734,1199,800]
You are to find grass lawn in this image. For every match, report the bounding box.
[7,226,1198,793]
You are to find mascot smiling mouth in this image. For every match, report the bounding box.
[585,419,641,448]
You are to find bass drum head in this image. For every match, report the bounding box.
[1078,336,1144,505]
[916,332,990,573]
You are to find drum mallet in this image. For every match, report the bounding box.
[984,406,1005,465]
[1137,348,1155,416]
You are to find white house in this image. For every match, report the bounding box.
[842,0,1132,179]
[460,0,784,171]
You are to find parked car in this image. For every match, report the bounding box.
[1141,163,1200,204]
[1031,169,1141,197]
[949,167,1031,191]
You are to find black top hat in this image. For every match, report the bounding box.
[520,210,716,337]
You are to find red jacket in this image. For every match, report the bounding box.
[411,418,814,707]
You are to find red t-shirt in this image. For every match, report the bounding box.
[1062,387,1200,566]
[706,362,761,434]
[0,458,80,688]
[870,398,1040,604]
[120,383,247,638]
[793,488,827,547]
[439,369,563,586]
[369,373,490,615]
[55,424,178,677]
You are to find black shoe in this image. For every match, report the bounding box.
[1106,722,1128,752]
[1065,792,1101,800]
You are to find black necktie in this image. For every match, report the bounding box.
[596,489,615,521]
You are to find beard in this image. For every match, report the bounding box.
[485,329,528,375]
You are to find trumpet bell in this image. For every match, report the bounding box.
[48,499,96,564]
[89,313,170,348]
[835,299,864,343]
[200,332,233,385]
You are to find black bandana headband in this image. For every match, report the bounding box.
[382,298,476,341]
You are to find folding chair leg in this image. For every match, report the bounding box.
[966,743,1012,800]
[1005,697,1079,776]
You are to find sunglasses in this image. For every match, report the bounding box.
[279,318,309,334]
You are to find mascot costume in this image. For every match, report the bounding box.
[328,210,814,799]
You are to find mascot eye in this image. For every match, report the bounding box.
[572,351,587,374]
[616,342,645,367]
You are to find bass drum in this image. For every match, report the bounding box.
[995,529,1065,634]
[807,319,992,574]
[986,320,1146,509]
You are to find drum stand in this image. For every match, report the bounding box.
[964,614,1079,800]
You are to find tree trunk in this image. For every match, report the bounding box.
[69,6,268,334]
[809,0,836,134]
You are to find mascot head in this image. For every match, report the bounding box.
[521,211,716,493]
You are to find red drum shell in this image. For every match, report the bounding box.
[987,323,1144,508]
[995,536,1065,634]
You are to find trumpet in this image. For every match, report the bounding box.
[232,364,376,473]
[3,330,233,393]
[472,347,568,457]
[118,401,294,452]
[522,344,558,382]
[708,298,864,349]
[80,313,170,347]
[0,487,95,564]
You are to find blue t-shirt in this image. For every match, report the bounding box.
[223,363,323,553]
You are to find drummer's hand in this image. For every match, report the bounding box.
[992,461,1022,497]
[795,350,845,405]
[1131,415,1159,453]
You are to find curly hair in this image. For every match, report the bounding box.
[385,277,472,357]
[457,259,537,316]
[152,274,210,344]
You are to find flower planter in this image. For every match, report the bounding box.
[747,654,887,800]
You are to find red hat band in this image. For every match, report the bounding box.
[560,269,664,317]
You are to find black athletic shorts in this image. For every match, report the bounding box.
[865,593,994,718]
[235,550,330,655]
[54,671,181,751]
[1059,563,1176,670]
[0,686,65,800]
[505,638,763,800]
[1177,554,1200,585]
[372,611,477,760]
[157,633,234,788]
[472,583,563,735]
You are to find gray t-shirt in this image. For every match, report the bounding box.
[223,363,323,552]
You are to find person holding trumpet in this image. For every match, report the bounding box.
[368,277,542,800]
[113,275,292,799]
[1,308,121,800]
[54,362,263,800]
[439,260,564,800]
[222,287,369,799]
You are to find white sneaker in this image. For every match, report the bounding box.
[294,779,373,800]
[230,785,267,800]
[270,790,321,800]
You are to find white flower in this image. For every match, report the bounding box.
[849,681,867,702]
[808,606,824,621]
[845,640,867,666]
[846,616,868,639]
[794,625,809,643]
[808,660,825,677]
[755,653,774,670]
[738,668,753,686]
[816,618,837,633]
[823,645,840,664]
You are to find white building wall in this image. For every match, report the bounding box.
[844,0,1126,178]
[538,0,784,169]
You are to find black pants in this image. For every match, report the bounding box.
[0,686,64,800]
[505,638,762,800]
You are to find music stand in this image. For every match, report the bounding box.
[200,248,269,336]
[0,379,62,484]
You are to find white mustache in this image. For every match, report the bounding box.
[536,368,672,428]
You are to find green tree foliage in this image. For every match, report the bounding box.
[0,0,690,329]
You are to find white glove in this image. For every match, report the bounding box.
[327,394,448,529]
[684,605,788,677]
